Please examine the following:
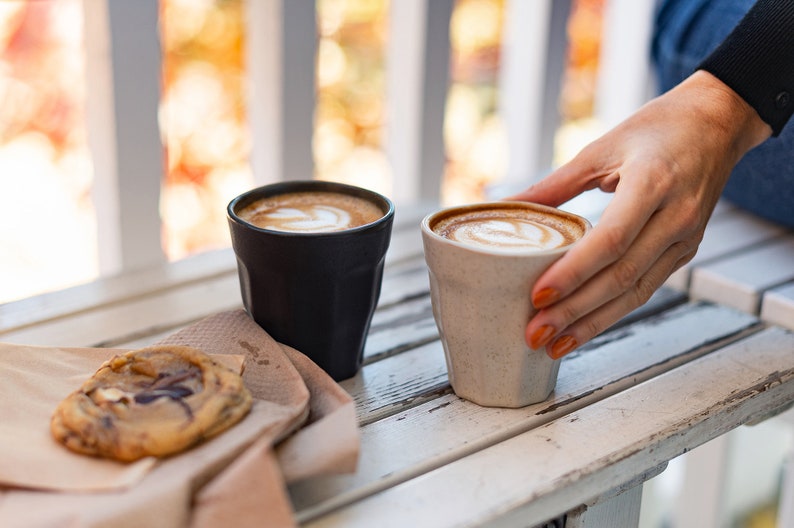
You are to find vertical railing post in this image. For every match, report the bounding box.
[245,0,317,186]
[386,0,454,206]
[594,0,656,130]
[83,0,165,275]
[498,0,571,191]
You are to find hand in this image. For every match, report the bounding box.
[508,71,771,359]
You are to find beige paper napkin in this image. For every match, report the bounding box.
[0,344,160,491]
[0,309,360,528]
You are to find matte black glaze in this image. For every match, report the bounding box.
[228,180,394,381]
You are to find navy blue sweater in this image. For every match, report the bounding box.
[698,0,794,135]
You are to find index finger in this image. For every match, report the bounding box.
[531,173,664,307]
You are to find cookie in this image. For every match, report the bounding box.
[51,345,253,462]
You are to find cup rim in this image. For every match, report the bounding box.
[421,201,591,256]
[228,180,395,237]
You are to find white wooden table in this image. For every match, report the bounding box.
[1,202,793,527]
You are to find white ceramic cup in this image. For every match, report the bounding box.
[421,201,591,408]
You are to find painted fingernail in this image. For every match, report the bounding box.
[548,335,578,360]
[530,324,556,349]
[533,287,560,309]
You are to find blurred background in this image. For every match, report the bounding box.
[0,3,788,527]
[0,0,603,304]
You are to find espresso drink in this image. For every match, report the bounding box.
[228,181,394,381]
[430,203,585,252]
[422,202,590,408]
[237,191,384,233]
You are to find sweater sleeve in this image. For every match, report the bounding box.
[698,0,794,136]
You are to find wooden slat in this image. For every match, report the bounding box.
[0,204,431,336]
[760,282,794,331]
[301,327,794,527]
[289,302,759,520]
[0,249,236,334]
[666,209,787,291]
[0,274,242,348]
[690,235,794,314]
[365,296,436,361]
[377,257,430,307]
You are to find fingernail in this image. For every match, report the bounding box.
[530,324,556,349]
[549,335,578,360]
[533,287,560,309]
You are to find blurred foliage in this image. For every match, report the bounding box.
[0,0,605,298]
[0,0,95,303]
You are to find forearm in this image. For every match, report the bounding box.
[676,70,772,164]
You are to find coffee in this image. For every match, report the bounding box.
[421,201,590,407]
[228,180,395,381]
[237,191,384,233]
[430,203,585,252]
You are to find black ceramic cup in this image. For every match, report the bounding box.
[227,180,395,381]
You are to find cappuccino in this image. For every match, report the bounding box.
[238,191,384,233]
[421,201,590,407]
[429,203,584,253]
[228,180,395,381]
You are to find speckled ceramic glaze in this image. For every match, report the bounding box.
[421,202,590,408]
[228,181,394,381]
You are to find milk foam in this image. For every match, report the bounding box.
[431,204,583,252]
[237,191,383,233]
[257,205,352,232]
[447,218,567,250]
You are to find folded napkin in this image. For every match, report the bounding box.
[0,309,359,527]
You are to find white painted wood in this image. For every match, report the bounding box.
[666,209,787,291]
[301,327,794,527]
[82,0,165,275]
[594,0,656,130]
[0,273,242,348]
[5,188,790,528]
[245,0,317,184]
[564,484,642,528]
[387,0,453,205]
[760,281,794,331]
[377,258,430,307]
[0,203,431,336]
[671,435,729,528]
[690,236,794,314]
[0,249,236,333]
[289,302,758,519]
[779,452,794,528]
[498,0,572,187]
[777,407,794,528]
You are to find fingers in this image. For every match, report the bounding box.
[505,154,608,207]
[530,175,663,310]
[526,233,697,360]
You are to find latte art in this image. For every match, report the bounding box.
[238,191,383,233]
[448,218,567,250]
[256,205,352,232]
[430,203,585,253]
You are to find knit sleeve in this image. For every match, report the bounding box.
[698,0,794,136]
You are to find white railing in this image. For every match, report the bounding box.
[81,0,656,278]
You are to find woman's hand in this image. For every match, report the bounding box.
[509,71,771,359]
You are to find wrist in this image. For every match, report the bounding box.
[679,70,772,161]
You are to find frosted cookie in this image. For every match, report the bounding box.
[51,345,252,462]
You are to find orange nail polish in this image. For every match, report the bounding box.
[530,325,556,349]
[533,287,560,309]
[549,335,577,359]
